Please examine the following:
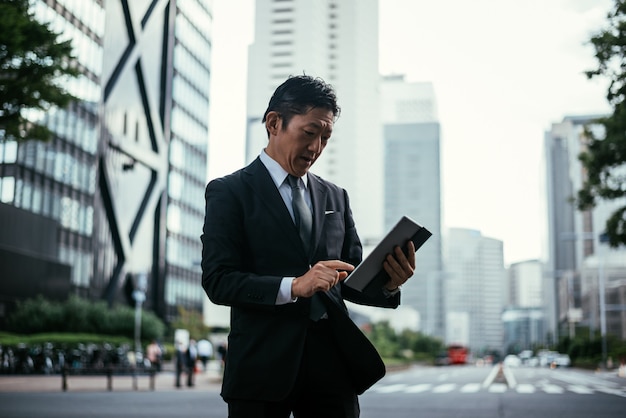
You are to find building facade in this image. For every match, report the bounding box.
[508,260,543,308]
[0,0,212,325]
[379,75,443,336]
[444,228,506,355]
[503,260,546,350]
[544,115,626,342]
[244,0,384,242]
[502,307,545,354]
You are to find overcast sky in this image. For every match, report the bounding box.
[207,0,614,265]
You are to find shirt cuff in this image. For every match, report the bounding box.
[275,277,298,305]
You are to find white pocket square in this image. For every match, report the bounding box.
[324,210,334,215]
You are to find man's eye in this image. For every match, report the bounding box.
[304,131,315,136]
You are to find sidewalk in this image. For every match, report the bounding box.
[0,361,223,393]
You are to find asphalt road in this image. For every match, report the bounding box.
[1,364,625,417]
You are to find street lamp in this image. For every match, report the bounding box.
[133,273,148,364]
[598,233,609,369]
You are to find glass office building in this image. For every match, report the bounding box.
[0,0,212,325]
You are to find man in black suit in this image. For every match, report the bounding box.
[201,75,416,418]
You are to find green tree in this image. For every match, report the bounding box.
[0,0,79,142]
[577,0,626,246]
[364,321,444,361]
[168,306,211,341]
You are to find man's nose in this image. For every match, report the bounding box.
[308,136,322,153]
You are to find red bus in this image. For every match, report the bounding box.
[447,345,469,365]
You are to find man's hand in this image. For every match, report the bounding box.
[383,240,416,291]
[292,260,354,298]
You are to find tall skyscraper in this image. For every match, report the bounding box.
[380,75,443,336]
[508,260,543,308]
[544,115,592,340]
[545,115,626,342]
[444,228,505,354]
[0,0,213,324]
[245,0,383,241]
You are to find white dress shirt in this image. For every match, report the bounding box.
[259,151,312,305]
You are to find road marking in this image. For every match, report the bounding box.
[542,384,564,394]
[375,384,408,393]
[460,383,482,393]
[502,366,517,389]
[370,380,617,397]
[482,365,501,388]
[516,383,535,394]
[595,387,626,397]
[432,383,456,393]
[488,383,508,393]
[567,385,593,394]
[405,383,432,393]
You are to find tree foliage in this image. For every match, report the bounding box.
[364,321,445,362]
[0,0,79,142]
[168,306,211,341]
[578,0,626,246]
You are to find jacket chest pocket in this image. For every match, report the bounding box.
[318,212,344,258]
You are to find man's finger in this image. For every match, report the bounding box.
[407,240,416,268]
[319,260,355,272]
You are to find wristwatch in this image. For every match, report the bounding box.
[382,286,401,297]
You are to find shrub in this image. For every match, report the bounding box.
[6,295,165,341]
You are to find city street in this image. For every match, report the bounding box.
[1,364,625,417]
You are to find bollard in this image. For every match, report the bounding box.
[61,365,68,391]
[149,368,155,391]
[107,367,113,391]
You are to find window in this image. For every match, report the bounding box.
[0,141,17,163]
[0,177,15,203]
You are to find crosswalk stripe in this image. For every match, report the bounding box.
[369,381,624,397]
[516,383,535,394]
[542,384,564,394]
[432,383,456,393]
[568,385,593,394]
[375,384,408,393]
[460,383,482,393]
[489,383,508,393]
[405,383,432,393]
[595,387,626,397]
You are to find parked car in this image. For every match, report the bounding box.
[538,350,558,367]
[434,351,450,366]
[553,354,571,367]
[518,350,533,364]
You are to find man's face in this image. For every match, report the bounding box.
[265,107,334,177]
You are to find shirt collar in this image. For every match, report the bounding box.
[260,150,309,189]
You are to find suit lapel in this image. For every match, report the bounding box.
[242,158,303,251]
[308,173,328,258]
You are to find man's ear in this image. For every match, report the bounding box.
[265,111,281,135]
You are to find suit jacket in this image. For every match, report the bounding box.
[201,157,400,401]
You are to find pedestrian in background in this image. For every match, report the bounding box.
[186,339,198,387]
[197,338,213,372]
[174,340,185,388]
[146,339,162,372]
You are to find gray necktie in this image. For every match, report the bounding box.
[287,175,312,254]
[287,175,325,320]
